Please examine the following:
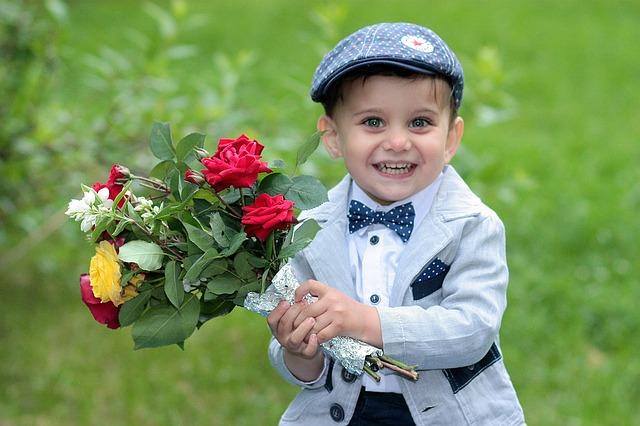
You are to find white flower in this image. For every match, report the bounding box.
[66,187,114,232]
[140,205,161,223]
[133,196,154,212]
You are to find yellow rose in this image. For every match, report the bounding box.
[89,241,123,306]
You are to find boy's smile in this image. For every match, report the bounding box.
[319,75,464,205]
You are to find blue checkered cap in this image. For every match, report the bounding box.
[310,22,464,109]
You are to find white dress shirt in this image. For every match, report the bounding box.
[348,173,443,392]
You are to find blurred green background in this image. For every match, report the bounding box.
[1,0,638,424]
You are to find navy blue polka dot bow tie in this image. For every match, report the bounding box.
[347,200,415,243]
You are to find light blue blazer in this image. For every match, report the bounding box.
[269,166,525,425]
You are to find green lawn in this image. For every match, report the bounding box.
[1,0,639,424]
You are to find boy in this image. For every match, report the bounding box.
[267,23,525,425]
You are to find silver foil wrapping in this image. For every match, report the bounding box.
[243,263,382,375]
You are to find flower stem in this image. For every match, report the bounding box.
[363,365,381,382]
[239,187,246,207]
[365,354,419,381]
[127,219,184,261]
[131,174,170,192]
[137,181,170,196]
[378,359,419,381]
[213,191,242,219]
[378,354,417,372]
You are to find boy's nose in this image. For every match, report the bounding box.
[382,130,411,151]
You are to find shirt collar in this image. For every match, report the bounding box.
[349,172,444,233]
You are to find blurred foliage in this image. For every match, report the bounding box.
[1,0,639,425]
[0,0,66,244]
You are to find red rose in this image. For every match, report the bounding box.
[200,134,271,192]
[184,168,204,185]
[241,193,296,241]
[92,164,129,208]
[80,274,120,329]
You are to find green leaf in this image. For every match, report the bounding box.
[118,290,152,327]
[233,252,256,280]
[119,269,136,288]
[199,298,235,325]
[295,131,322,167]
[192,198,217,223]
[176,132,205,163]
[112,219,129,237]
[205,273,243,296]
[118,240,165,271]
[111,180,132,213]
[149,122,175,161]
[180,181,200,201]
[192,189,217,203]
[293,219,321,243]
[154,204,184,221]
[232,280,262,305]
[164,260,183,308]
[182,247,221,287]
[220,231,247,257]
[182,221,215,252]
[246,253,269,268]
[200,259,229,279]
[285,175,328,210]
[260,267,271,293]
[278,238,313,260]
[91,215,113,241]
[132,294,200,349]
[220,188,241,204]
[209,213,230,247]
[278,218,320,257]
[149,160,174,180]
[168,167,184,201]
[126,201,144,224]
[258,173,293,196]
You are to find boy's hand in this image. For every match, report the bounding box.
[293,280,382,347]
[267,300,320,359]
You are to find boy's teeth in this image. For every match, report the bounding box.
[376,163,413,175]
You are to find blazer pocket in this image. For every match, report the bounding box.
[411,258,450,300]
[443,343,502,394]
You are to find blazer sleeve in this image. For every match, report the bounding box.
[267,256,330,389]
[268,337,330,389]
[376,210,509,369]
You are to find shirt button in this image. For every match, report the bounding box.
[370,294,380,304]
[369,235,380,245]
[341,368,357,383]
[330,403,345,422]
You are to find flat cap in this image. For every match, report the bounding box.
[310,22,464,109]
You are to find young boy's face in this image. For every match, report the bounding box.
[318,75,464,205]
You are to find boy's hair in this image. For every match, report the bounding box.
[320,64,458,125]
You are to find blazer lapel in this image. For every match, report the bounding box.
[391,213,451,306]
[390,166,482,306]
[300,175,356,298]
[304,220,355,298]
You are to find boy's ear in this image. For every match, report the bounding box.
[317,115,342,159]
[445,117,464,163]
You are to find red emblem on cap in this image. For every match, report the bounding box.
[401,35,434,53]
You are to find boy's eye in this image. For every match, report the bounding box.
[363,117,384,128]
[410,118,432,128]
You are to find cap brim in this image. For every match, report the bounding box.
[313,58,437,102]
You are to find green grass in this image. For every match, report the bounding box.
[2,0,639,424]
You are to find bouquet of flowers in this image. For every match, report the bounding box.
[66,123,418,381]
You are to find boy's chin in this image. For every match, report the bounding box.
[365,189,412,206]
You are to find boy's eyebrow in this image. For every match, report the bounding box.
[352,108,385,116]
[352,107,441,117]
